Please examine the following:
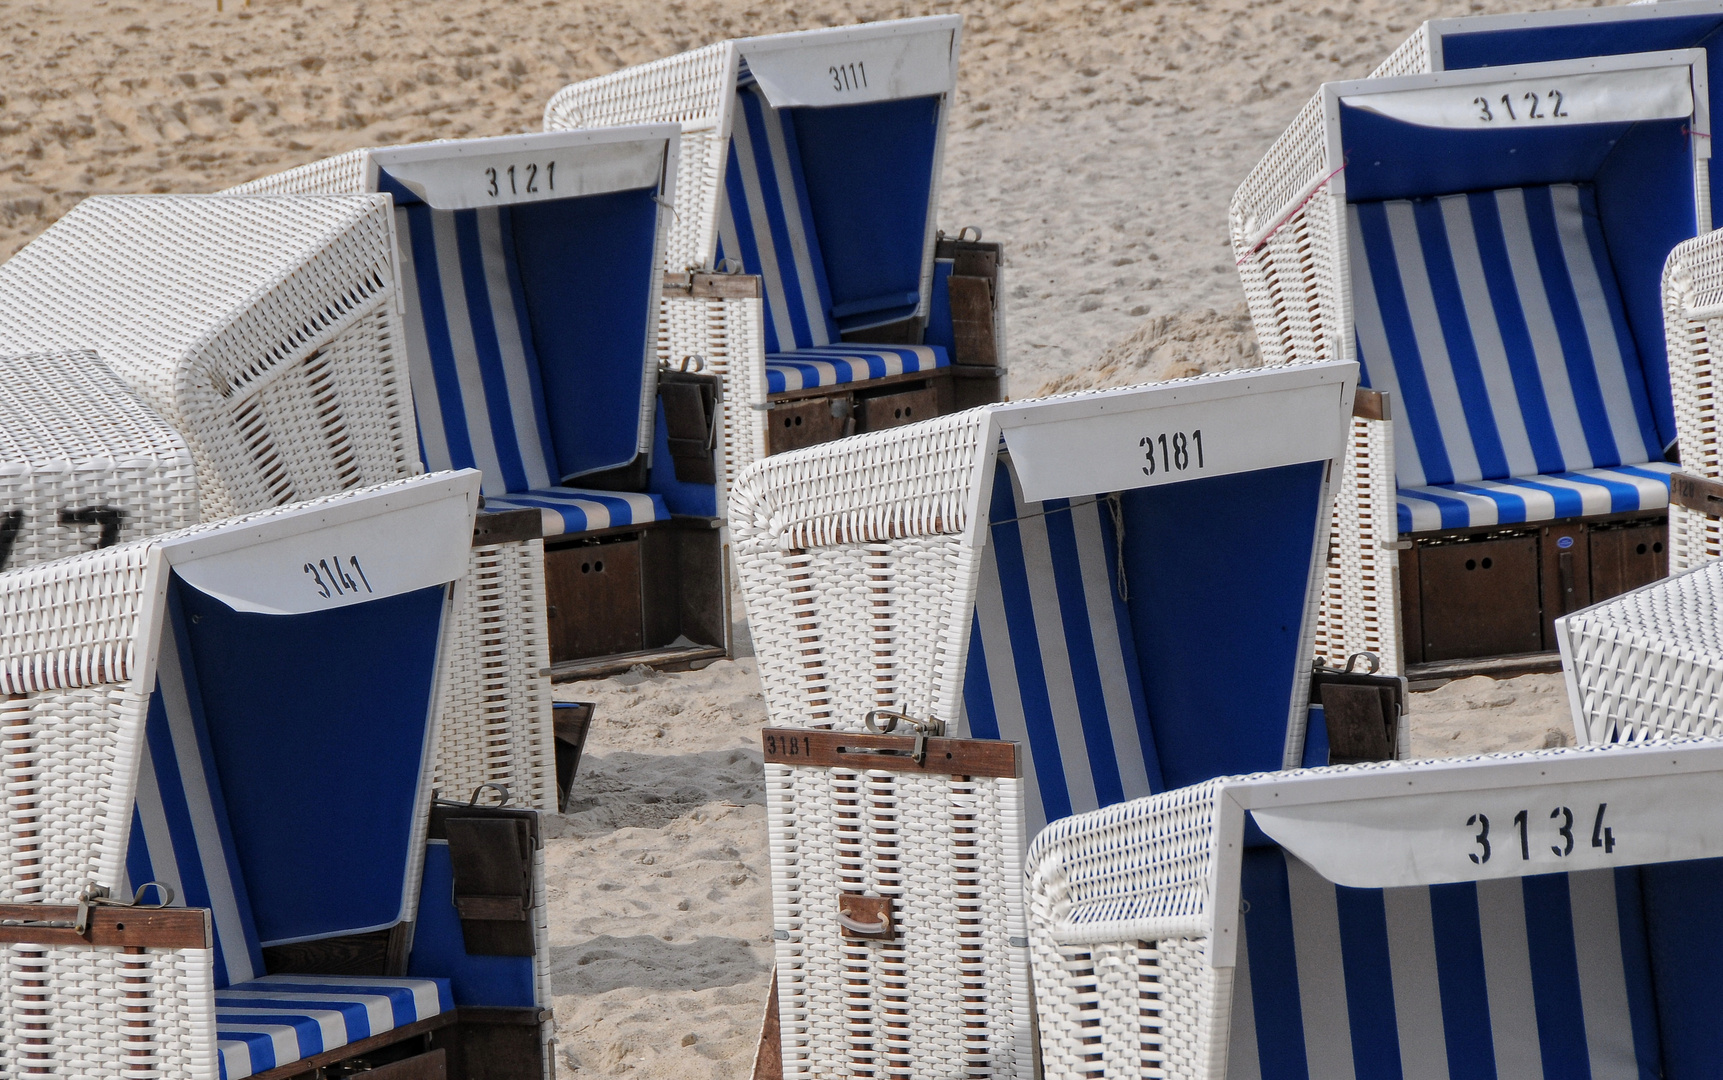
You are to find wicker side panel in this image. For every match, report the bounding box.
[223,147,372,196]
[1320,416,1400,673]
[1666,236,1723,571]
[1369,27,1431,78]
[2,688,147,905]
[200,302,420,519]
[766,761,1031,1079]
[0,942,216,1080]
[1564,615,1723,745]
[543,43,731,131]
[667,127,730,274]
[437,540,555,813]
[662,294,766,494]
[737,535,977,733]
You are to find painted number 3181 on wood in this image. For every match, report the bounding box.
[1140,429,1205,476]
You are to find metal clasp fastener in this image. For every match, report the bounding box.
[863,709,946,765]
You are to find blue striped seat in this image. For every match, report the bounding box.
[216,975,453,1080]
[717,80,945,394]
[1233,849,1660,1078]
[390,177,665,534]
[1351,184,1670,534]
[125,582,452,1080]
[482,486,668,537]
[764,344,947,393]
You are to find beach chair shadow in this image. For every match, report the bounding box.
[1234,51,1709,679]
[545,16,1006,477]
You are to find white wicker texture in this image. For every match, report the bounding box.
[1561,556,1723,744]
[1664,231,1723,571]
[765,760,1031,1079]
[0,350,199,572]
[731,409,990,733]
[0,195,421,521]
[662,294,766,492]
[1315,415,1401,670]
[222,147,372,196]
[1368,27,1432,79]
[0,941,216,1080]
[437,539,556,813]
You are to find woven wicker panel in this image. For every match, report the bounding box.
[1369,27,1431,78]
[224,147,372,196]
[437,539,555,813]
[0,942,216,1080]
[766,761,1031,1079]
[0,195,420,520]
[1319,415,1400,673]
[663,295,765,491]
[1665,232,1723,572]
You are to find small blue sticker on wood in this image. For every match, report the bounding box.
[1557,536,1575,549]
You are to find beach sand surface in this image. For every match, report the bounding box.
[0,0,1602,1074]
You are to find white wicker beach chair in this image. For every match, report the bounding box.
[544,16,1005,479]
[0,471,555,1079]
[1234,50,1709,677]
[733,362,1360,1078]
[0,349,198,570]
[0,194,420,521]
[1026,739,1723,1079]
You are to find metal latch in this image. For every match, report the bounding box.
[864,710,946,765]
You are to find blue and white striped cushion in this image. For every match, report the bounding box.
[1399,461,1678,533]
[125,610,264,990]
[1351,184,1664,498]
[1232,849,1659,1079]
[959,455,1160,837]
[481,486,669,538]
[765,344,949,393]
[215,974,453,1080]
[716,81,840,355]
[395,201,562,498]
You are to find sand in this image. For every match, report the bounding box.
[0,0,1606,1074]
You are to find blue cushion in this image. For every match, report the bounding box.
[1399,462,1677,533]
[125,596,264,990]
[716,81,840,354]
[959,453,1160,836]
[393,199,562,497]
[1233,849,1661,1079]
[1351,184,1664,497]
[215,974,453,1079]
[765,344,948,393]
[482,485,669,537]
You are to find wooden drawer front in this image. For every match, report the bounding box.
[1417,536,1542,662]
[1590,521,1668,602]
[856,384,939,433]
[767,395,849,454]
[545,538,643,664]
[351,1048,446,1079]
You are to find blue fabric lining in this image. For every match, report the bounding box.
[765,344,947,393]
[215,975,453,1080]
[408,842,538,1008]
[1397,462,1675,533]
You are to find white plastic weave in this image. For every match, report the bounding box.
[1664,231,1723,571]
[0,195,421,521]
[0,351,198,572]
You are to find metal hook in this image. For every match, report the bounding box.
[863,710,947,764]
[1342,652,1381,675]
[470,782,512,808]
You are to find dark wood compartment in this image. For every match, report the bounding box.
[543,520,729,676]
[1589,520,1667,599]
[766,395,849,454]
[856,382,940,433]
[1415,534,1543,662]
[544,537,643,662]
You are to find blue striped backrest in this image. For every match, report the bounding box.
[393,199,560,498]
[125,599,264,990]
[960,454,1161,836]
[1350,184,1664,489]
[716,81,841,354]
[1232,848,1661,1079]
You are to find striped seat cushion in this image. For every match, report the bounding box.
[1399,462,1677,533]
[1233,848,1660,1078]
[961,454,1160,836]
[481,485,669,537]
[216,974,453,1080]
[765,344,948,393]
[1352,184,1666,527]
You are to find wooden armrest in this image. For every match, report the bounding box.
[662,271,762,300]
[472,507,543,546]
[0,903,209,949]
[1671,471,1723,516]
